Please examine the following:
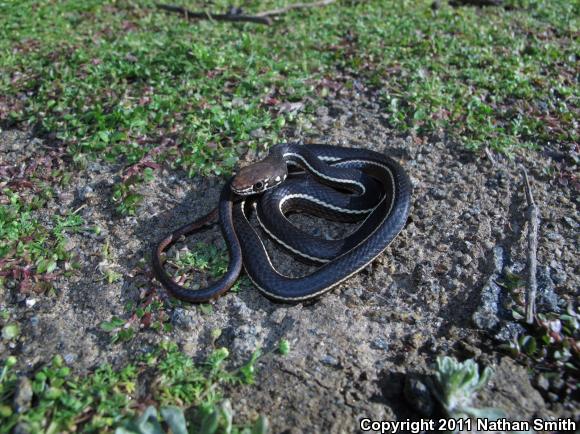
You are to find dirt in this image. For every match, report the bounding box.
[0,84,578,433]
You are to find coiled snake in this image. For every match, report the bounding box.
[152,143,411,303]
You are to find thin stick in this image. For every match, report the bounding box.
[484,147,496,166]
[156,4,273,25]
[522,167,539,324]
[255,0,337,17]
[156,0,337,25]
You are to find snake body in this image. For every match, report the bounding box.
[152,143,411,303]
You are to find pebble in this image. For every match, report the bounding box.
[403,376,433,417]
[550,377,565,391]
[429,188,447,200]
[250,128,265,139]
[546,232,563,242]
[562,216,578,229]
[77,185,94,201]
[315,106,329,117]
[472,247,505,331]
[171,308,197,330]
[535,375,550,391]
[537,265,560,312]
[370,338,389,351]
[549,261,567,284]
[13,423,30,434]
[321,354,340,367]
[461,241,473,253]
[13,378,33,413]
[25,299,36,308]
[64,353,77,364]
[269,309,286,325]
[231,298,252,320]
[495,322,526,343]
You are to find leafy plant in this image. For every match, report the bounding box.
[169,242,249,293]
[278,339,290,356]
[116,401,268,434]
[431,356,505,420]
[0,189,85,293]
[498,305,579,400]
[0,343,265,433]
[100,288,172,344]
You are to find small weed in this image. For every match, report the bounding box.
[169,242,249,293]
[1,323,20,341]
[0,342,266,433]
[430,356,505,421]
[98,239,124,285]
[117,400,268,434]
[278,339,290,356]
[100,288,171,344]
[498,305,579,400]
[0,189,84,293]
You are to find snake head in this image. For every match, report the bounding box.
[231,160,287,196]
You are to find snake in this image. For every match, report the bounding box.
[152,143,411,303]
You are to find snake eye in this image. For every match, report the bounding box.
[253,181,264,192]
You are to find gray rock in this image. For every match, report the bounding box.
[536,266,560,313]
[472,246,504,331]
[562,216,578,229]
[232,298,252,320]
[371,338,389,351]
[403,376,434,417]
[77,185,94,201]
[269,309,286,324]
[545,232,563,242]
[13,377,33,413]
[231,324,263,359]
[495,321,526,342]
[64,353,77,364]
[250,128,265,139]
[550,377,565,391]
[171,308,197,330]
[549,261,567,285]
[343,286,364,299]
[430,188,447,200]
[321,354,340,367]
[535,375,550,391]
[13,423,30,434]
[315,106,329,117]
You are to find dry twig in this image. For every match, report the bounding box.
[484,147,496,166]
[156,0,337,25]
[255,0,337,17]
[522,167,539,324]
[156,4,272,25]
[449,0,503,6]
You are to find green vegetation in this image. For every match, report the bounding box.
[1,0,577,163]
[116,402,268,434]
[431,356,504,420]
[169,241,248,292]
[495,270,578,399]
[0,189,87,293]
[499,304,579,401]
[0,343,266,433]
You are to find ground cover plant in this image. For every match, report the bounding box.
[0,343,266,433]
[0,0,578,431]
